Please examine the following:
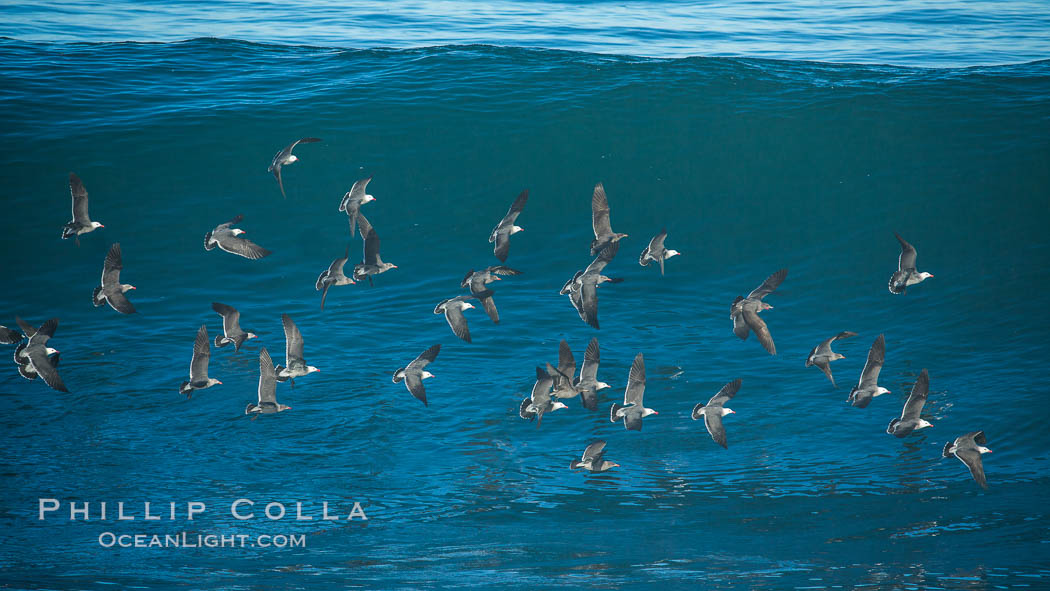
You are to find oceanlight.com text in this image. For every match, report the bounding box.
[97,532,306,549]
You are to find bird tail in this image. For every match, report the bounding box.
[639,250,650,267]
[91,286,104,307]
[179,381,193,396]
[17,363,37,380]
[886,418,900,435]
[61,224,75,239]
[691,402,704,420]
[519,398,534,421]
[392,368,406,384]
[214,335,228,348]
[942,442,955,458]
[570,460,582,470]
[245,403,258,415]
[580,390,597,411]
[274,366,289,382]
[203,231,214,251]
[13,342,27,364]
[609,403,623,423]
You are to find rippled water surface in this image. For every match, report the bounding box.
[1,3,1049,589]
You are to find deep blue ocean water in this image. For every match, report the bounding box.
[2,2,1050,589]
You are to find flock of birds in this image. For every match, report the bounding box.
[4,137,992,490]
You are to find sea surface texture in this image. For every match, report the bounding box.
[1,1,1049,589]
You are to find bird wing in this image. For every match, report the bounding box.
[257,347,277,405]
[743,309,776,355]
[345,176,372,206]
[585,240,620,275]
[582,440,607,462]
[105,290,137,315]
[704,411,728,448]
[189,325,210,381]
[217,234,271,260]
[0,326,21,344]
[624,353,646,405]
[859,334,886,388]
[901,368,930,421]
[747,268,787,300]
[29,346,68,392]
[532,365,554,404]
[286,137,321,155]
[460,269,475,289]
[272,165,286,199]
[580,281,600,329]
[101,242,123,287]
[15,316,37,339]
[895,232,917,270]
[69,173,91,223]
[647,229,667,255]
[408,343,441,371]
[557,340,576,383]
[215,214,244,231]
[487,265,523,276]
[579,337,600,382]
[282,314,304,362]
[731,299,750,340]
[493,232,511,263]
[955,447,988,489]
[359,214,381,265]
[708,378,742,407]
[591,183,612,238]
[813,358,836,387]
[212,302,241,334]
[499,189,528,227]
[404,372,427,405]
[480,295,500,323]
[28,318,58,347]
[444,306,472,343]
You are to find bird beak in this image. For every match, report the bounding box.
[611,463,620,467]
[928,274,935,278]
[129,286,137,290]
[493,276,502,281]
[99,224,105,228]
[766,305,774,309]
[216,380,223,385]
[652,411,659,415]
[985,449,993,453]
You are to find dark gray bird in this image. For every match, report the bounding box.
[392,344,440,406]
[352,214,397,285]
[519,364,568,427]
[590,183,629,256]
[61,173,104,246]
[245,347,291,415]
[211,302,258,351]
[316,245,355,310]
[887,368,933,437]
[638,229,680,275]
[731,269,787,356]
[489,189,528,263]
[943,431,992,489]
[13,317,67,392]
[848,334,890,408]
[805,331,857,387]
[92,243,137,314]
[691,378,741,449]
[0,325,24,345]
[570,440,619,473]
[338,176,376,237]
[548,339,610,411]
[204,215,271,259]
[268,137,321,199]
[575,338,611,411]
[888,232,933,294]
[179,325,222,397]
[275,314,319,386]
[561,241,623,329]
[610,353,657,431]
[434,295,476,343]
[549,340,579,401]
[461,266,522,323]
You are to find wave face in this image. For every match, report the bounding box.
[4,0,1050,66]
[1,37,1049,588]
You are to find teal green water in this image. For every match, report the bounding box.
[1,16,1049,591]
